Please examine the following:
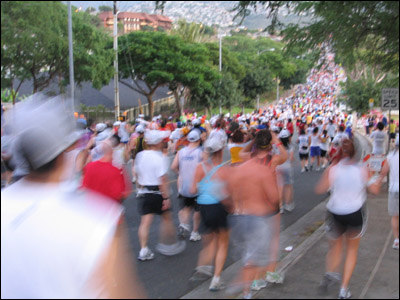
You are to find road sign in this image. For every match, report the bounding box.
[381,88,399,110]
[369,98,374,108]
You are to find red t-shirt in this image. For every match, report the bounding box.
[287,122,294,134]
[82,161,126,202]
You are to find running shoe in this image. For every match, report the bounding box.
[209,277,225,292]
[338,287,351,299]
[189,231,201,242]
[178,224,190,239]
[301,168,305,173]
[251,279,268,291]
[305,166,309,172]
[156,240,186,256]
[309,165,313,171]
[189,265,214,282]
[265,271,284,284]
[393,239,399,250]
[280,207,285,214]
[316,166,321,171]
[318,272,341,294]
[284,203,295,212]
[138,247,155,261]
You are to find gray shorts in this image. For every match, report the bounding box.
[228,214,276,267]
[277,167,293,186]
[389,192,399,217]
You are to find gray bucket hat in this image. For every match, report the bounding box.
[7,94,83,170]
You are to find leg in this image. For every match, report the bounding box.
[326,236,343,273]
[392,216,399,240]
[214,230,230,277]
[197,233,217,267]
[193,211,201,233]
[178,206,191,229]
[341,236,361,289]
[138,214,154,249]
[160,211,178,245]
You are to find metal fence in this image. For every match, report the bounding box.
[124,96,175,120]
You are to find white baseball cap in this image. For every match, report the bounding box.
[187,130,201,142]
[135,125,145,133]
[145,130,169,145]
[96,123,107,133]
[279,129,291,139]
[192,118,201,126]
[204,137,224,153]
[113,121,121,127]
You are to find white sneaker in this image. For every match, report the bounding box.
[338,287,351,299]
[301,168,305,173]
[393,239,399,250]
[251,279,268,291]
[138,247,154,261]
[189,231,201,242]
[316,167,321,171]
[265,271,284,284]
[284,203,295,212]
[209,276,225,291]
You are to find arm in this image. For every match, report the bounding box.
[315,165,332,194]
[239,138,256,162]
[190,164,204,195]
[370,159,389,194]
[160,174,170,211]
[271,133,288,168]
[170,152,179,174]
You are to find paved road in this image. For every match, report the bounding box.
[122,133,363,299]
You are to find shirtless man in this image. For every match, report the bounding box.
[226,130,287,299]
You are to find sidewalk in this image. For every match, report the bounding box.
[182,133,399,299]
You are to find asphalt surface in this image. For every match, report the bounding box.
[122,130,363,299]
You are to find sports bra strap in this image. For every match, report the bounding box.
[201,163,224,182]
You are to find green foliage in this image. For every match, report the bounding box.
[99,5,112,12]
[240,65,273,101]
[1,1,114,96]
[231,1,399,74]
[1,89,16,103]
[85,7,96,13]
[338,73,399,113]
[141,25,155,32]
[172,19,208,43]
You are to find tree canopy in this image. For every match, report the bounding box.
[1,1,113,104]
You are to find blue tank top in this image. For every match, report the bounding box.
[197,163,226,205]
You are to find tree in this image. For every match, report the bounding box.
[118,31,219,117]
[240,64,274,106]
[99,5,112,12]
[231,1,399,74]
[1,1,114,104]
[85,7,96,13]
[172,19,207,43]
[338,73,399,113]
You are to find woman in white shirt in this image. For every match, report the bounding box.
[316,139,377,299]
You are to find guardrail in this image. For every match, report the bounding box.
[124,96,175,120]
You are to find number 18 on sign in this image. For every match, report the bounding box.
[381,88,399,110]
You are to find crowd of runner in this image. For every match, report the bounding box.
[1,51,399,299]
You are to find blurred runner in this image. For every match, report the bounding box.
[1,96,145,299]
[171,130,203,242]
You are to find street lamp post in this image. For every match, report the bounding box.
[256,48,275,110]
[113,1,120,121]
[219,34,222,115]
[67,2,74,104]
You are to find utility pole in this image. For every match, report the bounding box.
[276,76,280,103]
[113,1,120,120]
[219,35,222,115]
[68,1,74,104]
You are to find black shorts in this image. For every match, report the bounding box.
[198,203,228,234]
[179,195,200,211]
[299,153,309,160]
[138,193,169,216]
[320,150,327,158]
[325,207,367,240]
[390,133,396,140]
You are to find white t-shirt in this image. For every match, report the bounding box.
[370,130,386,155]
[327,124,337,138]
[327,160,368,215]
[387,150,399,192]
[320,135,330,151]
[135,150,168,193]
[298,135,309,154]
[310,134,321,147]
[118,122,130,143]
[178,146,203,197]
[332,132,349,147]
[1,179,123,299]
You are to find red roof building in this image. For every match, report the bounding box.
[98,12,173,33]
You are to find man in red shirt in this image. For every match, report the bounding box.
[287,118,294,137]
[82,142,128,203]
